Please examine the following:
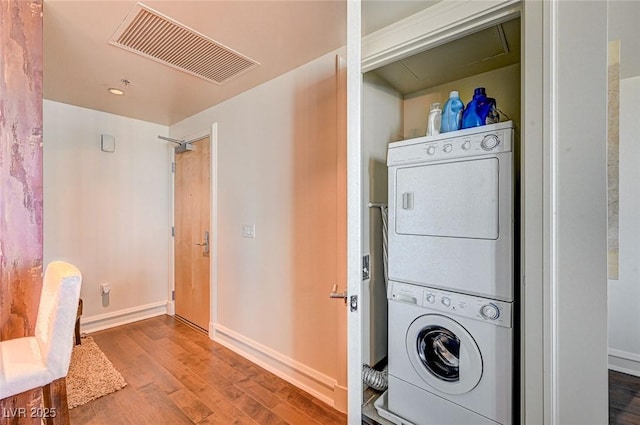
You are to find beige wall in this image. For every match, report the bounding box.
[608,77,640,373]
[170,49,345,406]
[403,63,521,139]
[43,101,172,330]
[607,1,640,377]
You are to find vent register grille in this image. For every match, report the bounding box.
[109,4,259,85]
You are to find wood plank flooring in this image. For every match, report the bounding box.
[610,370,640,425]
[70,316,346,425]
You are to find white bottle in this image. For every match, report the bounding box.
[426,102,442,136]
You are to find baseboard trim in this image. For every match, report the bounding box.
[213,324,339,408]
[333,383,348,414]
[167,301,175,316]
[81,301,168,334]
[609,348,640,377]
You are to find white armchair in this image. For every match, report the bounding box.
[0,261,82,416]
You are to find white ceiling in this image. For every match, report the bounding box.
[43,0,436,126]
[361,0,439,35]
[43,1,347,126]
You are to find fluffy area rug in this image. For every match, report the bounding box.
[65,336,127,409]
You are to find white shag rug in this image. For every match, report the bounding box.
[65,336,127,409]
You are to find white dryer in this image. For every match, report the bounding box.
[387,281,513,425]
[387,121,515,301]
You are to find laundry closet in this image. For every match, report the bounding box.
[360,9,522,425]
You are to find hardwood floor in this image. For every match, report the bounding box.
[72,316,640,425]
[70,316,346,425]
[610,370,640,425]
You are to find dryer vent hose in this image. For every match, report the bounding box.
[362,364,388,391]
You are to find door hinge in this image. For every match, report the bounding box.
[172,290,175,301]
[171,162,175,173]
[350,295,358,312]
[171,226,175,237]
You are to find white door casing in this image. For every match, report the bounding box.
[346,0,363,423]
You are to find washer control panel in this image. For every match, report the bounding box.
[388,121,514,166]
[389,281,512,328]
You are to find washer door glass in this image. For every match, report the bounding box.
[417,326,460,382]
[407,314,483,395]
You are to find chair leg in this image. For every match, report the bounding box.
[74,317,81,345]
[75,298,83,345]
[42,378,69,425]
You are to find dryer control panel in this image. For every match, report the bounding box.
[388,281,512,328]
[387,121,514,166]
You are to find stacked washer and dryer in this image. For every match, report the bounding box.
[383,121,516,425]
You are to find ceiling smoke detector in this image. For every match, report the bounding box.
[109,3,260,85]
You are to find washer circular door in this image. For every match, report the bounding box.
[406,314,483,395]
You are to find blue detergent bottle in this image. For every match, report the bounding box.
[461,87,498,129]
[440,90,464,133]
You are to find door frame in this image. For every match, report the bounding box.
[170,123,219,339]
[346,0,362,422]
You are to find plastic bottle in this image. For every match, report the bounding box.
[440,91,464,133]
[461,87,499,129]
[426,102,442,136]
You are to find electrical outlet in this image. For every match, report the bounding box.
[242,224,255,238]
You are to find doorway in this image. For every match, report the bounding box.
[357,7,521,425]
[174,136,211,332]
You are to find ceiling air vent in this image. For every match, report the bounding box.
[109,3,259,85]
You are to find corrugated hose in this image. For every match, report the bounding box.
[362,364,388,391]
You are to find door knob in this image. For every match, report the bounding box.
[329,283,347,305]
[195,231,209,254]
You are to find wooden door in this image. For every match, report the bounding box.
[175,136,210,331]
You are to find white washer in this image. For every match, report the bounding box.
[387,281,513,425]
[387,121,515,301]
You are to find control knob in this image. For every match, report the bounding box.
[480,303,500,320]
[426,146,436,156]
[426,294,435,304]
[443,144,453,153]
[481,134,500,151]
[441,297,451,307]
[462,141,471,151]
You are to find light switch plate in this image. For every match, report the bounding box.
[242,224,255,238]
[101,134,115,153]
